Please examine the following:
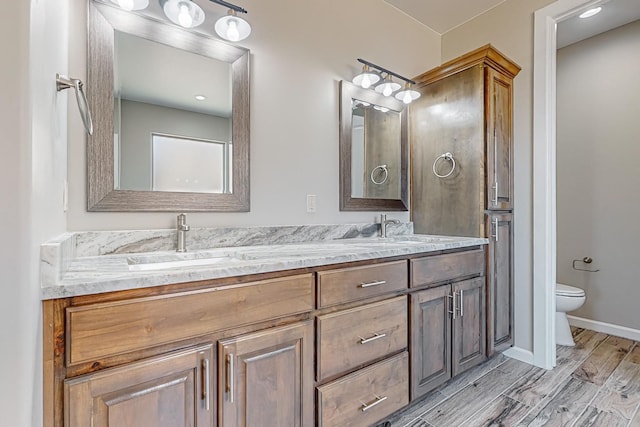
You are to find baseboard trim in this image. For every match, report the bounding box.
[568,315,640,341]
[502,346,534,365]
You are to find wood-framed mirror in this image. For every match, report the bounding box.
[87,1,249,211]
[339,80,408,211]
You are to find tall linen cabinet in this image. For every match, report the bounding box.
[410,45,520,355]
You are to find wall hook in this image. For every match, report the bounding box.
[572,257,600,272]
[56,73,93,135]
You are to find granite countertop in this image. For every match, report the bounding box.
[40,224,487,300]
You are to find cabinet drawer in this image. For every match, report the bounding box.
[66,274,314,366]
[317,261,407,307]
[317,296,407,381]
[410,249,484,288]
[317,352,409,427]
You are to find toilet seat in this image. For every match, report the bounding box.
[556,283,585,297]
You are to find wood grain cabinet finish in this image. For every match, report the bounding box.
[64,344,214,427]
[316,296,407,381]
[486,212,514,354]
[218,321,314,427]
[410,248,485,288]
[317,260,407,307]
[317,352,409,427]
[452,277,487,374]
[66,274,314,366]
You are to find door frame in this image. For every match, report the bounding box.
[532,0,604,369]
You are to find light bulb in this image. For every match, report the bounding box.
[178,4,193,27]
[383,84,393,97]
[117,0,134,10]
[226,19,240,42]
[361,74,372,89]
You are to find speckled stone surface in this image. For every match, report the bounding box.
[40,223,487,300]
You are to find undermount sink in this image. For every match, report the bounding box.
[127,252,235,271]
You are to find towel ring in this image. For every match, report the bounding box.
[432,152,456,178]
[370,164,389,185]
[56,73,93,135]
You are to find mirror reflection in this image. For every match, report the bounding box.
[350,99,401,200]
[114,31,233,193]
[339,80,408,211]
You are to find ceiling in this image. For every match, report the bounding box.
[385,0,640,47]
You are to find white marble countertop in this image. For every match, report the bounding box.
[41,233,487,300]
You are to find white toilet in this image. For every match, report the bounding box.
[555,283,586,346]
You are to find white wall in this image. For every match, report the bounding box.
[441,0,555,352]
[1,0,70,425]
[66,0,442,230]
[556,20,640,329]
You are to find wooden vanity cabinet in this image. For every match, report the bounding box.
[218,321,314,427]
[409,251,486,400]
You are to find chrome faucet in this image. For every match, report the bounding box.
[176,213,190,252]
[380,214,400,238]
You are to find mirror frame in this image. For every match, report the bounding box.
[87,2,250,211]
[339,80,409,211]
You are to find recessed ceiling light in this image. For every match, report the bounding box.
[194,95,206,101]
[579,7,602,18]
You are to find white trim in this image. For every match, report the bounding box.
[532,0,605,371]
[502,346,535,366]
[568,315,640,342]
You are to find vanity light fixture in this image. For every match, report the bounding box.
[161,0,205,28]
[211,0,251,41]
[353,58,421,103]
[579,6,602,18]
[352,65,381,89]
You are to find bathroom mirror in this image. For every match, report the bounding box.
[87,2,249,211]
[339,80,408,211]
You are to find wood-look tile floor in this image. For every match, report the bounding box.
[380,328,640,427]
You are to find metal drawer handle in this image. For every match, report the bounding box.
[361,395,388,412]
[202,358,210,411]
[448,292,457,320]
[226,353,234,403]
[359,332,387,344]
[359,280,386,288]
[458,289,464,317]
[491,218,499,242]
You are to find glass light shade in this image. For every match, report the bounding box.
[215,10,252,42]
[374,75,401,97]
[162,0,205,28]
[110,0,149,11]
[352,65,380,89]
[394,83,421,104]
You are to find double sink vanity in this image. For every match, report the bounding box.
[42,223,489,427]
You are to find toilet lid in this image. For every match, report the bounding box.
[556,283,585,297]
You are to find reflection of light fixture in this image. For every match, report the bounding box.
[214,8,251,41]
[579,6,602,18]
[110,0,149,11]
[352,65,381,89]
[394,82,421,104]
[373,105,390,113]
[161,0,205,28]
[352,58,421,103]
[195,95,207,100]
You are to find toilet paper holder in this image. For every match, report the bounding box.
[572,257,600,272]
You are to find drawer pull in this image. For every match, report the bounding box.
[359,332,387,345]
[226,353,234,403]
[358,280,386,288]
[361,395,388,412]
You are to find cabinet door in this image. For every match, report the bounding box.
[218,321,313,427]
[64,344,214,427]
[486,66,514,210]
[409,285,452,400]
[486,212,514,355]
[452,277,487,376]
